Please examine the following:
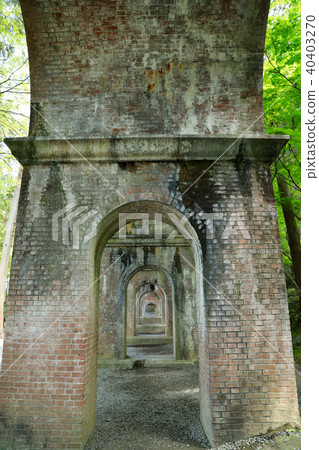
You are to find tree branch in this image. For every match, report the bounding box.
[0,60,28,87]
[289,143,301,167]
[275,198,301,222]
[265,54,301,91]
[284,266,301,294]
[282,250,292,262]
[0,75,30,95]
[277,154,301,192]
[274,171,300,193]
[0,109,29,118]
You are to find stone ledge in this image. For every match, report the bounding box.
[127,336,173,346]
[4,134,289,165]
[105,236,191,247]
[97,358,198,369]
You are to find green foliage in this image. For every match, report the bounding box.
[264,0,301,350]
[0,0,29,138]
[0,161,18,325]
[0,165,17,260]
[293,346,301,366]
[0,0,28,301]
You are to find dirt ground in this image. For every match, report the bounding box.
[84,365,301,450]
[85,365,210,449]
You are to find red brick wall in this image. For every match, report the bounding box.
[0,0,299,447]
[0,158,299,447]
[0,167,90,448]
[20,0,269,137]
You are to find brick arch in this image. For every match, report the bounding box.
[61,185,212,254]
[93,199,204,268]
[93,199,210,434]
[141,297,161,316]
[93,199,205,360]
[121,265,173,338]
[128,271,171,340]
[123,263,175,291]
[138,287,165,319]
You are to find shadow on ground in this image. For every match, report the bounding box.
[85,365,210,449]
[85,365,301,450]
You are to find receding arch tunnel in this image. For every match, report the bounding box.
[95,200,204,363]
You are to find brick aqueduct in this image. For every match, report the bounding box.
[1,0,300,448]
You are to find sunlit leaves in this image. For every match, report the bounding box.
[264,0,301,343]
[0,0,30,140]
[0,0,27,266]
[264,0,301,252]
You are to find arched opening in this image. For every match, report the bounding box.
[126,267,174,359]
[144,302,158,315]
[88,200,212,446]
[95,202,202,363]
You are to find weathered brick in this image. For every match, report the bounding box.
[0,1,300,448]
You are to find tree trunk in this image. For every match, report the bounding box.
[0,168,22,338]
[276,174,301,291]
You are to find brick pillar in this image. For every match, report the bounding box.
[201,160,300,444]
[0,166,97,448]
[1,137,300,448]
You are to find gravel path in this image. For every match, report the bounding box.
[85,365,301,450]
[85,365,210,449]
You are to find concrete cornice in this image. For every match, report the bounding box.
[105,236,190,247]
[4,134,289,165]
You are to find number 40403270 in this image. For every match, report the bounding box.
[306,15,316,76]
